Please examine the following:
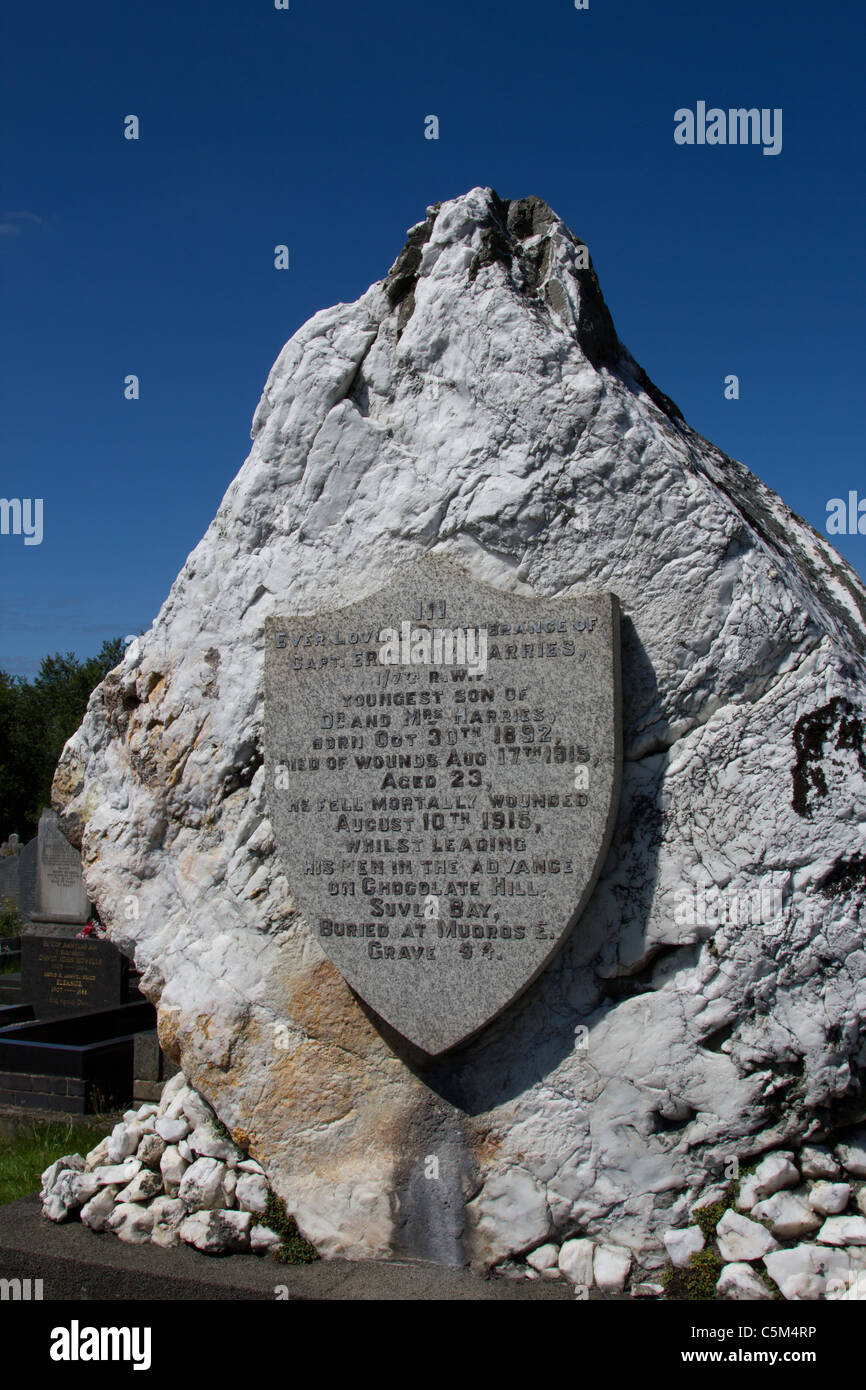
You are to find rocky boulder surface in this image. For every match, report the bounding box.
[53,187,866,1269]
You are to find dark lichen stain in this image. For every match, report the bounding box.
[792,696,866,817]
[467,193,515,285]
[818,854,866,899]
[383,189,686,425]
[384,203,440,335]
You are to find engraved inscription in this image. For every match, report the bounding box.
[265,556,621,1054]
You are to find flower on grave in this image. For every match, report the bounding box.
[76,917,107,940]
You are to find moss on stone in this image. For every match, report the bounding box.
[253,1191,319,1265]
[692,1183,737,1241]
[664,1249,724,1300]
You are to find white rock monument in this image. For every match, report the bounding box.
[54,188,866,1268]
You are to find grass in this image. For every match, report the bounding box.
[0,897,20,938]
[0,1118,114,1206]
[0,896,21,974]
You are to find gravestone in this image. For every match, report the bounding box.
[30,809,90,928]
[17,836,38,921]
[20,935,128,1021]
[133,1030,180,1103]
[265,555,621,1053]
[21,811,130,1019]
[50,188,866,1268]
[0,834,21,912]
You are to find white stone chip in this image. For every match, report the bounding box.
[117,1169,163,1204]
[236,1171,269,1215]
[107,1202,154,1245]
[816,1215,866,1246]
[91,1159,142,1187]
[137,1132,166,1170]
[40,1153,84,1196]
[557,1238,594,1288]
[526,1243,560,1276]
[107,1121,143,1163]
[763,1244,853,1300]
[150,1196,188,1248]
[159,1145,189,1197]
[178,1156,230,1211]
[188,1122,243,1165]
[835,1134,866,1179]
[717,1262,775,1300]
[80,1186,120,1233]
[736,1153,799,1211]
[179,1209,252,1254]
[593,1244,632,1292]
[155,1116,190,1145]
[251,1224,282,1254]
[750,1192,820,1240]
[808,1181,850,1216]
[84,1136,112,1171]
[716,1209,779,1263]
[799,1146,842,1180]
[663,1226,705,1268]
[42,1169,100,1223]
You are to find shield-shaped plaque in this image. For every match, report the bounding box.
[265,555,621,1054]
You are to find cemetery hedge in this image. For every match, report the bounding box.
[0,638,125,842]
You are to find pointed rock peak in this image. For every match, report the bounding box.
[383,187,683,424]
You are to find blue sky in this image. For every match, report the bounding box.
[2,0,864,675]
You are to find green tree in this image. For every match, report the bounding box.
[0,637,126,842]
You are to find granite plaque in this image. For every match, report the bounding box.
[265,556,621,1053]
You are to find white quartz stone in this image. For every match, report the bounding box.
[816,1215,866,1246]
[79,1186,120,1233]
[149,1196,188,1249]
[764,1245,853,1300]
[107,1202,154,1245]
[835,1134,866,1179]
[808,1182,850,1216]
[799,1146,841,1181]
[716,1210,779,1263]
[526,1243,560,1277]
[179,1209,252,1254]
[593,1244,632,1292]
[663,1226,705,1268]
[178,1156,231,1211]
[159,1145,188,1197]
[717,1262,775,1300]
[750,1192,820,1239]
[235,1171,269,1215]
[251,1224,282,1254]
[557,1238,594,1289]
